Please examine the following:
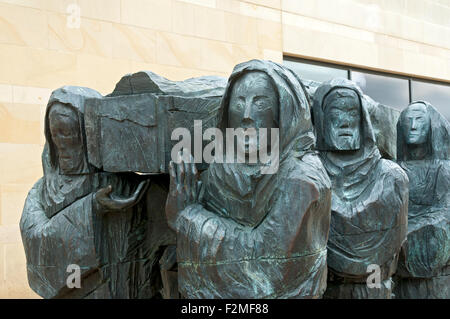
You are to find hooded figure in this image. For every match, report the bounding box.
[20,86,172,298]
[394,101,450,299]
[165,60,332,298]
[41,86,99,218]
[312,78,409,299]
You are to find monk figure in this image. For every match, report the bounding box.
[394,101,450,299]
[312,78,409,299]
[165,60,332,298]
[20,86,173,298]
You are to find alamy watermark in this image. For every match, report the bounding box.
[66,264,81,289]
[366,264,381,289]
[66,3,81,29]
[171,121,280,174]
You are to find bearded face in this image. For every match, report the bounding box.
[323,89,362,151]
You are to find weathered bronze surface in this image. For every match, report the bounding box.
[304,79,400,160]
[85,71,227,173]
[312,78,409,299]
[20,86,174,298]
[19,61,448,299]
[165,60,332,298]
[394,101,450,299]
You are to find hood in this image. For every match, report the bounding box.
[203,59,316,227]
[312,77,377,152]
[217,59,315,160]
[43,86,103,175]
[41,86,102,218]
[312,78,381,200]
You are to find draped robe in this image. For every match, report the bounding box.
[395,102,450,299]
[312,79,409,298]
[168,60,332,298]
[20,87,174,298]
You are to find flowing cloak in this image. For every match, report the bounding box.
[20,86,173,298]
[395,102,450,298]
[312,78,409,281]
[168,60,332,299]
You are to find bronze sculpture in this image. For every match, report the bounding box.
[312,78,409,299]
[394,101,450,299]
[165,60,332,298]
[18,62,448,300]
[20,86,169,298]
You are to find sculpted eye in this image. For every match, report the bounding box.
[233,103,244,111]
[252,96,272,111]
[329,110,340,117]
[253,96,267,102]
[231,97,245,110]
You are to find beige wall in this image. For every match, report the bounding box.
[0,0,449,298]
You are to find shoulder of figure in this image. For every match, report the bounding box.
[281,158,329,200]
[26,177,44,198]
[378,158,409,185]
[286,154,331,189]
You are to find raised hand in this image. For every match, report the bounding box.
[95,179,150,213]
[165,151,202,228]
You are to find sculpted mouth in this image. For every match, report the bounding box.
[339,133,353,137]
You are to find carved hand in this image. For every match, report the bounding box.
[95,179,150,212]
[166,152,202,227]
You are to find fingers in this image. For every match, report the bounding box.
[135,179,150,203]
[170,150,202,209]
[95,193,115,209]
[134,180,145,194]
[169,161,178,194]
[123,179,151,207]
[189,154,197,196]
[184,155,192,199]
[178,158,185,192]
[169,161,176,181]
[177,151,185,187]
[95,185,112,199]
[181,152,199,201]
[196,180,203,202]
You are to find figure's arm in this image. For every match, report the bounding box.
[20,179,100,298]
[436,161,450,207]
[20,180,48,236]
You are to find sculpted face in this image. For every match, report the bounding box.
[48,103,84,174]
[403,103,430,145]
[228,71,279,154]
[323,89,361,151]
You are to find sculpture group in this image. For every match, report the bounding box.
[20,60,449,299]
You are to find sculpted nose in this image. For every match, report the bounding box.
[411,118,418,130]
[340,118,350,128]
[243,103,254,123]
